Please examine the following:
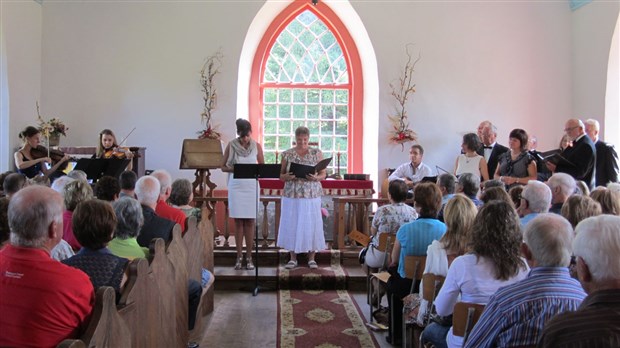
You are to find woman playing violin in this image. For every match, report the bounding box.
[96,129,134,171]
[14,126,70,180]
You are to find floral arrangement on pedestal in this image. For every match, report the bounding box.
[388,46,420,150]
[197,50,223,140]
[36,102,68,146]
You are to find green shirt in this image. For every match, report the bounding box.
[108,237,149,260]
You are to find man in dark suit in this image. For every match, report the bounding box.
[585,119,619,187]
[546,119,596,189]
[477,120,509,178]
[134,175,175,247]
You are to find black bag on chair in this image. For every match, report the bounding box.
[358,247,368,264]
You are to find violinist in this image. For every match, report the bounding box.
[96,129,134,171]
[14,126,70,181]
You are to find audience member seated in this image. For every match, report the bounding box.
[455,133,489,182]
[364,180,417,269]
[416,195,476,324]
[465,214,586,347]
[3,173,27,199]
[0,186,94,347]
[477,121,509,179]
[421,200,529,348]
[51,175,75,194]
[119,170,138,199]
[539,215,620,347]
[109,196,149,259]
[482,179,503,191]
[494,128,537,190]
[480,186,513,207]
[151,169,186,230]
[169,178,202,222]
[518,180,552,226]
[67,169,88,182]
[608,182,620,192]
[508,185,524,212]
[388,144,433,193]
[0,198,9,247]
[1,174,29,248]
[135,175,175,248]
[0,170,14,197]
[546,172,576,214]
[62,180,94,250]
[560,195,602,229]
[575,180,590,196]
[590,188,620,215]
[386,183,446,345]
[436,173,457,222]
[63,199,129,299]
[546,119,596,189]
[456,173,482,207]
[94,175,120,202]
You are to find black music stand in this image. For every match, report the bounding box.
[74,158,130,183]
[233,163,281,296]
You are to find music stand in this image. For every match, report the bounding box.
[74,158,131,183]
[233,163,281,296]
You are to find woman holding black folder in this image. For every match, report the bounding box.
[221,119,264,271]
[277,126,326,269]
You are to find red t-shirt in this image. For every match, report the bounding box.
[0,245,94,348]
[156,200,186,231]
[62,210,81,250]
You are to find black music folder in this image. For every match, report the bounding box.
[544,152,575,168]
[74,158,130,182]
[233,163,281,179]
[288,157,332,178]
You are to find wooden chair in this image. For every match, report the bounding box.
[367,233,395,323]
[452,302,486,345]
[401,255,426,346]
[407,273,445,348]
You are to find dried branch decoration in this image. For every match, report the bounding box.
[388,45,420,150]
[198,50,223,140]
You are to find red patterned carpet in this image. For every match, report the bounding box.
[277,251,378,347]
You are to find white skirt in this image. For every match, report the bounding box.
[276,197,325,253]
[227,174,258,219]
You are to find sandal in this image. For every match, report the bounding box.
[285,260,298,269]
[308,260,318,269]
[234,256,243,270]
[246,257,255,270]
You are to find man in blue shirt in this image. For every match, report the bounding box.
[519,180,551,226]
[465,214,586,348]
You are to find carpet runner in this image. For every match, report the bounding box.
[277,251,379,347]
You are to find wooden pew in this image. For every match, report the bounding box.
[167,226,190,345]
[148,238,178,347]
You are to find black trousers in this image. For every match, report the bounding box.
[188,279,202,330]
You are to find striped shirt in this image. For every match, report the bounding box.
[465,267,586,348]
[538,288,620,348]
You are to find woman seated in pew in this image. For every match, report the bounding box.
[62,199,129,300]
[363,180,417,269]
[454,133,489,183]
[413,195,477,325]
[14,126,71,182]
[169,178,201,222]
[62,180,94,251]
[421,200,529,348]
[109,196,150,259]
[386,183,447,345]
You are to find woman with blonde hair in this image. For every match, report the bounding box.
[561,195,602,229]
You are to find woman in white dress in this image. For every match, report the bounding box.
[454,133,489,182]
[221,119,264,270]
[277,126,326,269]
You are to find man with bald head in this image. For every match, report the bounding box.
[539,215,620,347]
[0,186,94,347]
[465,214,586,347]
[477,120,509,179]
[546,119,596,189]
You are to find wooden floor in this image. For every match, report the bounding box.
[199,289,393,348]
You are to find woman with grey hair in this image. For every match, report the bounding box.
[169,178,201,222]
[62,180,94,250]
[108,196,149,259]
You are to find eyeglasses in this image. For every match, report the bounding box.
[564,126,579,132]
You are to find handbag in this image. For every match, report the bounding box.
[358,246,368,264]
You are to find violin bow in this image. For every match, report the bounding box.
[117,127,136,147]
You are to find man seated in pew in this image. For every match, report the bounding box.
[63,199,129,300]
[465,214,586,348]
[109,196,150,259]
[94,175,120,202]
[436,173,457,222]
[151,169,186,231]
[455,173,483,208]
[0,186,95,347]
[135,175,175,247]
[388,144,433,197]
[119,170,138,199]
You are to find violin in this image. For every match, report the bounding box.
[30,145,72,165]
[102,146,141,159]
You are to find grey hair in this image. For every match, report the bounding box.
[522,180,552,213]
[584,118,600,131]
[112,196,144,239]
[51,176,75,195]
[547,173,576,197]
[9,186,63,248]
[135,175,160,206]
[169,179,192,206]
[67,170,88,182]
[63,180,94,211]
[458,173,480,197]
[524,214,573,267]
[437,173,457,194]
[151,169,172,195]
[574,215,620,282]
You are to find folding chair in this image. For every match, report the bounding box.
[409,273,445,348]
[367,233,394,327]
[400,255,426,347]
